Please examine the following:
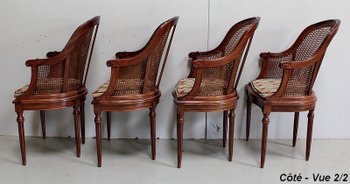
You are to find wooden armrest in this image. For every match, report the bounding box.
[115,49,144,59]
[256,51,294,79]
[25,58,50,67]
[26,47,73,67]
[271,55,322,97]
[260,52,282,58]
[259,51,292,59]
[46,51,61,58]
[279,51,324,69]
[280,58,319,69]
[188,49,222,60]
[192,57,230,68]
[106,57,144,68]
[179,71,203,100]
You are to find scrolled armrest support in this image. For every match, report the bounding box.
[46,51,61,58]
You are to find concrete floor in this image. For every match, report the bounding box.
[0,136,349,184]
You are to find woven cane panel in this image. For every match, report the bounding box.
[284,26,331,96]
[35,63,64,94]
[197,62,233,96]
[68,29,93,86]
[112,25,173,96]
[284,65,315,96]
[33,28,94,95]
[112,60,147,96]
[194,23,251,61]
[144,29,171,93]
[34,78,80,95]
[294,26,331,61]
[263,54,293,79]
[224,24,250,56]
[195,50,223,60]
[113,79,145,96]
[196,22,251,96]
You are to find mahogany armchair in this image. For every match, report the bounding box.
[92,17,178,167]
[174,17,260,168]
[13,16,100,165]
[245,19,340,168]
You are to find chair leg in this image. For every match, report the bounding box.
[306,109,314,161]
[73,107,81,158]
[149,106,156,160]
[17,111,26,165]
[228,109,235,161]
[246,96,252,141]
[106,112,111,141]
[95,112,102,167]
[223,111,228,147]
[177,108,184,168]
[261,112,270,168]
[80,102,85,144]
[293,112,299,147]
[40,110,46,139]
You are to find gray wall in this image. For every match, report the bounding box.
[1,0,349,139]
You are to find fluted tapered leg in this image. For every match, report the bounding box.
[73,107,81,158]
[40,110,46,139]
[95,112,102,167]
[246,96,252,141]
[293,112,299,147]
[228,110,235,161]
[177,108,184,168]
[223,111,228,147]
[306,109,314,161]
[80,102,85,144]
[106,112,111,141]
[149,107,156,160]
[17,111,26,165]
[261,112,270,168]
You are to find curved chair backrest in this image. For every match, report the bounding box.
[35,16,99,95]
[143,17,179,93]
[196,17,260,96]
[283,19,340,96]
[62,16,100,86]
[112,17,178,95]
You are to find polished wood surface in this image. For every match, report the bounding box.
[92,17,179,167]
[245,19,340,168]
[174,17,260,168]
[13,16,100,165]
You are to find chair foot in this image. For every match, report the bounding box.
[306,109,314,161]
[40,110,46,139]
[228,110,235,161]
[177,122,183,168]
[149,106,156,160]
[260,112,270,168]
[293,112,299,147]
[246,95,252,141]
[106,112,111,141]
[177,108,184,168]
[223,111,228,148]
[80,102,85,144]
[95,112,102,167]
[73,107,81,158]
[17,111,26,165]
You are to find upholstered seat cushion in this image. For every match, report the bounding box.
[250,79,281,98]
[14,85,30,97]
[175,78,195,98]
[14,78,80,97]
[92,82,109,97]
